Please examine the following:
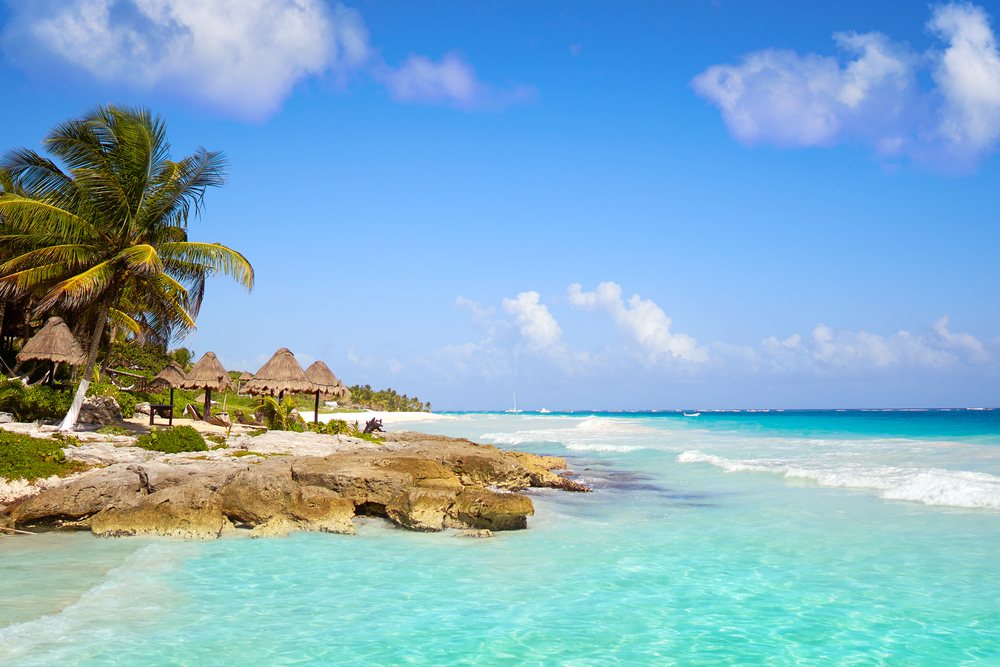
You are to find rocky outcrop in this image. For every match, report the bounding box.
[90,485,226,539]
[78,396,123,425]
[2,428,586,539]
[220,462,356,537]
[8,465,143,526]
[132,402,152,418]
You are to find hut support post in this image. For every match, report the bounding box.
[204,388,212,419]
[314,391,320,424]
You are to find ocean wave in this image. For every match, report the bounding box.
[677,451,1000,510]
[481,416,651,452]
[0,542,183,663]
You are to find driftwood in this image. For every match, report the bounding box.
[363,418,384,435]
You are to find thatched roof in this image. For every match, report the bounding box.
[17,317,86,365]
[151,362,186,389]
[304,361,349,398]
[243,348,315,395]
[238,371,254,381]
[193,393,221,405]
[180,352,233,391]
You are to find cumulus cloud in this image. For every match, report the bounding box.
[567,282,708,363]
[502,291,562,352]
[1,0,369,121]
[375,50,536,111]
[691,2,1000,170]
[0,0,534,120]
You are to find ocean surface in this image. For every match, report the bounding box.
[2,409,999,665]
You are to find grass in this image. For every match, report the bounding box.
[0,431,88,482]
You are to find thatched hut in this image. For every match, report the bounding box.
[237,370,253,394]
[16,316,85,384]
[180,352,232,418]
[150,361,186,407]
[243,348,314,400]
[304,360,349,423]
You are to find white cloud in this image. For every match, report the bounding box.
[691,2,1000,170]
[2,0,369,122]
[567,282,708,363]
[502,291,562,352]
[375,50,536,111]
[1,0,534,120]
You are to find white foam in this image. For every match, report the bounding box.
[481,416,652,452]
[677,450,1000,510]
[0,542,184,663]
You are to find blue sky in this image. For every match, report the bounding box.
[2,0,999,409]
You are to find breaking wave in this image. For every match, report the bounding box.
[677,450,1000,510]
[481,416,650,452]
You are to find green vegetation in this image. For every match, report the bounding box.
[135,425,207,454]
[252,396,306,432]
[0,105,254,429]
[95,425,132,436]
[307,418,384,444]
[205,434,226,447]
[0,376,73,422]
[0,431,87,481]
[347,385,430,412]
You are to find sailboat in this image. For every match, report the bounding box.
[505,392,523,414]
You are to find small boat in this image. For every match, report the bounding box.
[539,408,551,414]
[683,412,700,417]
[505,392,522,414]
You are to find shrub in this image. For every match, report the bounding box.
[307,418,383,443]
[0,377,74,422]
[0,431,88,481]
[136,425,207,453]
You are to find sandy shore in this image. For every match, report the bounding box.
[303,411,456,425]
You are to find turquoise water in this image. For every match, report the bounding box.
[2,411,999,665]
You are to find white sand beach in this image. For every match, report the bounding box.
[302,410,455,425]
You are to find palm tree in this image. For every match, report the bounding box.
[0,105,253,429]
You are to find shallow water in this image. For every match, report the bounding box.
[2,411,998,665]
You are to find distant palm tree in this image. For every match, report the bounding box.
[169,347,196,372]
[0,105,253,428]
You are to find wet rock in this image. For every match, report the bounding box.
[90,485,225,540]
[386,488,459,532]
[220,463,356,537]
[455,529,495,538]
[78,396,123,425]
[448,487,534,531]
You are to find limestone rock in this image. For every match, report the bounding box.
[455,529,495,538]
[372,457,464,491]
[132,402,151,418]
[448,487,534,531]
[90,485,225,539]
[386,488,459,532]
[0,412,13,424]
[220,464,356,536]
[9,465,143,525]
[128,461,239,494]
[78,396,123,425]
[291,455,413,510]
[506,451,567,471]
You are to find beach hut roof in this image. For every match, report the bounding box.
[303,361,342,392]
[180,352,233,391]
[16,316,86,365]
[243,348,314,395]
[151,361,186,389]
[238,371,254,381]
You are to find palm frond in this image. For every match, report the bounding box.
[159,242,253,290]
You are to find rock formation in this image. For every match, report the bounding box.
[0,430,589,540]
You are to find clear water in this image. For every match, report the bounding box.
[2,410,999,665]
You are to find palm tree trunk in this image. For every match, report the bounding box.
[60,301,111,431]
[100,325,118,377]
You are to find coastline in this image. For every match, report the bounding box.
[0,420,588,539]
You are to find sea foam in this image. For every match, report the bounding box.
[481,416,649,452]
[677,450,1000,510]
